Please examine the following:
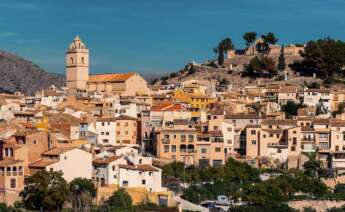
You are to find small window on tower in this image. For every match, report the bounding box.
[70,57,73,64]
[81,57,85,64]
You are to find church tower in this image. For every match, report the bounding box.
[66,35,89,90]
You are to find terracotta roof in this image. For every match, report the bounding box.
[0,158,23,167]
[331,120,345,127]
[115,115,137,121]
[262,119,297,126]
[96,117,117,122]
[41,147,76,156]
[93,156,122,165]
[88,72,135,83]
[246,124,261,128]
[29,159,57,168]
[301,126,314,132]
[119,164,159,172]
[314,119,330,125]
[225,114,261,119]
[151,102,183,112]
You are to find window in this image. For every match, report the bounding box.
[106,132,109,135]
[125,131,128,135]
[139,159,143,164]
[164,145,169,153]
[227,139,232,144]
[251,130,256,135]
[101,132,104,135]
[102,122,105,126]
[250,120,253,124]
[201,148,207,154]
[215,147,221,152]
[122,181,128,187]
[213,126,218,130]
[292,137,297,145]
[125,122,128,127]
[117,131,120,135]
[293,130,297,134]
[114,175,117,179]
[263,134,267,138]
[33,140,37,144]
[142,180,146,185]
[50,168,54,172]
[227,128,232,132]
[291,146,296,151]
[188,135,194,142]
[171,145,176,153]
[10,179,16,188]
[103,139,109,143]
[181,135,186,142]
[81,57,85,64]
[117,122,120,126]
[270,134,273,137]
[108,122,110,126]
[112,166,115,171]
[252,140,256,145]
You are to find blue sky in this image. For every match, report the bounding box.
[1,0,345,74]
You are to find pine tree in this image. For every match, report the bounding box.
[278,45,286,71]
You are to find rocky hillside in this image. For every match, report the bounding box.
[151,54,320,89]
[0,50,65,95]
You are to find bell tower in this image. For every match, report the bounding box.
[66,35,89,90]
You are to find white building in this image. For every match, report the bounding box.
[30,147,93,182]
[118,164,163,192]
[303,89,332,113]
[93,153,164,192]
[95,117,117,145]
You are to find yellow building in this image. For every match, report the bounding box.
[172,89,215,110]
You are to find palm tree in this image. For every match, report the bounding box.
[214,38,234,66]
[243,32,257,55]
[303,152,322,178]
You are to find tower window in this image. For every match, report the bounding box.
[81,57,85,64]
[70,57,73,64]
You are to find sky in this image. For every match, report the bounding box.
[1,0,345,75]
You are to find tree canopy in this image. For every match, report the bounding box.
[69,178,97,212]
[243,55,277,77]
[214,38,235,65]
[104,189,133,210]
[300,38,345,77]
[243,32,257,48]
[20,170,69,211]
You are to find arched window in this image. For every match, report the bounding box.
[81,57,85,64]
[139,159,142,164]
[70,57,74,64]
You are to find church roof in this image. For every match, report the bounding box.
[88,72,136,83]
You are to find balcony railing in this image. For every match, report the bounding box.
[0,171,23,176]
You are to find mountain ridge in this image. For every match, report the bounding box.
[0,50,65,95]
